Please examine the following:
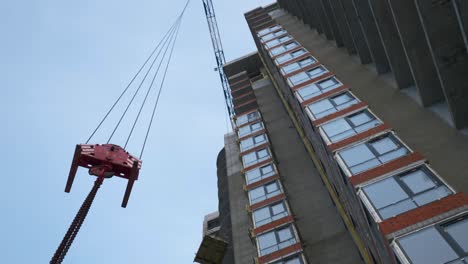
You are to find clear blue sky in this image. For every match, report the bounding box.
[0,0,273,263]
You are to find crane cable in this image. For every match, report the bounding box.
[51,1,190,263]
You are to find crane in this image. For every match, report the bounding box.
[202,0,236,126]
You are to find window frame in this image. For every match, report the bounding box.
[265,35,293,49]
[269,41,300,57]
[242,147,272,168]
[236,110,261,127]
[274,48,307,65]
[294,76,343,103]
[280,56,317,75]
[392,214,468,264]
[270,254,306,264]
[244,162,278,185]
[305,91,359,121]
[256,224,298,256]
[287,65,329,87]
[238,121,265,138]
[257,25,282,37]
[252,200,290,228]
[335,133,411,176]
[240,133,269,152]
[318,109,382,144]
[358,164,454,222]
[248,180,283,205]
[260,29,287,43]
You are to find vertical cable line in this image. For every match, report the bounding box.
[140,15,184,158]
[124,18,182,148]
[107,22,180,144]
[85,19,180,144]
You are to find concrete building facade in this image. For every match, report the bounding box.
[198,2,468,264]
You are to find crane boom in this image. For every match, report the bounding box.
[202,0,235,122]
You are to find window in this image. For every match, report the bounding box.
[320,110,381,143]
[207,218,220,230]
[270,42,299,56]
[238,121,264,138]
[236,111,260,126]
[295,77,342,102]
[394,215,468,264]
[271,255,304,264]
[257,225,297,256]
[275,49,307,65]
[257,25,281,36]
[240,134,268,152]
[245,163,276,185]
[306,92,359,120]
[281,56,316,75]
[248,181,282,204]
[265,35,293,48]
[337,134,409,175]
[253,201,289,227]
[242,147,271,167]
[261,29,287,42]
[287,65,328,86]
[362,166,452,220]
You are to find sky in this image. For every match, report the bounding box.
[0,0,274,263]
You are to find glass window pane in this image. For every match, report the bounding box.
[371,137,398,154]
[322,118,352,139]
[354,119,381,133]
[297,84,320,100]
[282,63,299,73]
[254,207,271,223]
[289,72,309,85]
[271,202,286,215]
[378,148,408,163]
[277,227,293,241]
[349,112,372,126]
[350,159,381,174]
[257,149,268,158]
[363,177,409,209]
[379,199,417,219]
[258,232,277,249]
[307,67,325,78]
[285,257,302,264]
[308,99,334,117]
[318,78,339,90]
[332,93,353,105]
[243,152,256,165]
[250,187,265,201]
[340,144,375,167]
[398,227,458,264]
[444,218,468,252]
[400,170,437,194]
[266,182,279,193]
[413,186,451,206]
[251,122,262,130]
[260,164,274,175]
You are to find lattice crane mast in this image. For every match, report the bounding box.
[202,0,235,122]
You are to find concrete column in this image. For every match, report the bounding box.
[352,0,391,73]
[311,0,334,40]
[415,0,468,128]
[339,0,373,64]
[367,0,414,89]
[300,0,323,34]
[387,0,445,106]
[320,0,344,46]
[328,0,357,54]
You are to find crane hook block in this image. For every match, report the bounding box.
[65,144,142,208]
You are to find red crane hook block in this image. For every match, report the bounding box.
[65,144,142,208]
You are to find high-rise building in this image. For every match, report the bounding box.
[197,2,468,264]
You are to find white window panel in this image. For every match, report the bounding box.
[295,77,342,102]
[275,49,307,65]
[253,201,288,227]
[257,225,297,256]
[270,42,299,56]
[242,147,271,168]
[287,66,328,86]
[248,181,282,205]
[240,133,268,152]
[261,29,287,42]
[257,25,281,36]
[281,56,316,75]
[265,35,293,48]
[238,121,264,138]
[320,109,381,143]
[236,111,260,126]
[306,92,359,120]
[337,134,409,175]
[245,163,276,185]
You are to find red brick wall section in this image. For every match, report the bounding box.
[328,124,390,152]
[251,193,286,211]
[258,243,302,264]
[313,102,368,126]
[379,193,468,236]
[246,174,280,190]
[253,216,294,236]
[350,152,425,186]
